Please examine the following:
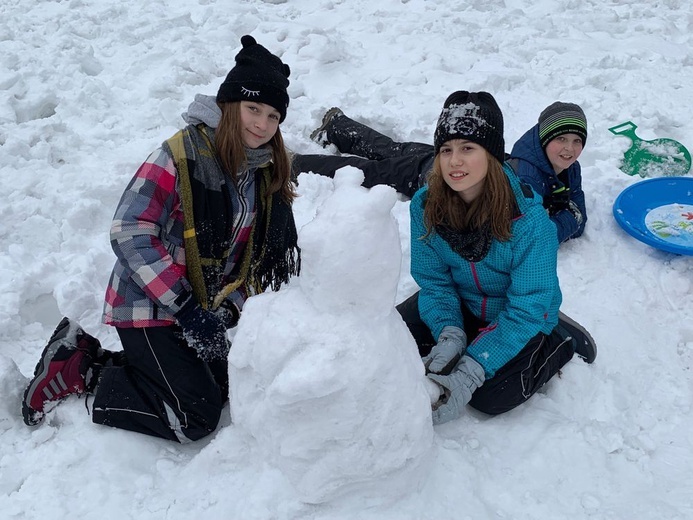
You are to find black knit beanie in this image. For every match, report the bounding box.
[217,35,291,123]
[433,91,505,164]
[538,102,587,148]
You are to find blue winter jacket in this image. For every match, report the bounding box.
[410,166,562,378]
[510,125,587,243]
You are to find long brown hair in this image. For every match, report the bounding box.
[423,150,515,241]
[215,101,296,202]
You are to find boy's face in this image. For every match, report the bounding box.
[544,133,584,173]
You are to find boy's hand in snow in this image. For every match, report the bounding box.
[567,200,583,226]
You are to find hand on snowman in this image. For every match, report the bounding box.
[428,355,485,425]
[214,299,241,329]
[423,326,467,375]
[176,299,231,362]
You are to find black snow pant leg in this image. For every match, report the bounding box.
[292,152,432,198]
[397,291,575,416]
[396,291,487,356]
[396,291,436,357]
[91,326,226,442]
[327,114,434,161]
[468,328,574,416]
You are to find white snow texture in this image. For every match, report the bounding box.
[2,0,693,519]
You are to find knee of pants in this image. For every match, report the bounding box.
[468,386,519,416]
[177,398,224,442]
[160,373,225,442]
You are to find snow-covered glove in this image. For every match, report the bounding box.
[422,326,467,375]
[176,302,231,362]
[428,355,485,425]
[567,200,583,226]
[214,300,241,330]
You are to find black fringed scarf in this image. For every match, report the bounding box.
[435,222,493,263]
[435,200,522,263]
[245,168,301,295]
[164,124,300,310]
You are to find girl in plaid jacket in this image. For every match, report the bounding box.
[22,35,300,442]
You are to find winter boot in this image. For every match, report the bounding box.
[557,311,597,364]
[22,317,105,426]
[309,107,344,145]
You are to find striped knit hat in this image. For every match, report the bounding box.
[538,102,587,148]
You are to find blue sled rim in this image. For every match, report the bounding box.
[612,176,693,256]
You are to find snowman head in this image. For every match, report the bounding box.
[298,167,401,315]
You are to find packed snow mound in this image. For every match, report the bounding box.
[0,354,27,434]
[228,168,434,504]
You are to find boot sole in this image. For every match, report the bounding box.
[309,108,343,143]
[558,311,597,364]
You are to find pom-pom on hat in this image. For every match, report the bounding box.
[433,91,505,164]
[538,102,587,148]
[217,35,291,122]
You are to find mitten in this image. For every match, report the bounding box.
[428,355,485,425]
[567,200,583,226]
[176,301,231,362]
[214,300,241,330]
[422,326,467,375]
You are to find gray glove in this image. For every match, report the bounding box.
[428,355,485,425]
[567,200,583,226]
[422,326,467,375]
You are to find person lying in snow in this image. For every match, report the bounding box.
[394,91,596,425]
[294,101,589,243]
[21,35,300,442]
[508,102,588,243]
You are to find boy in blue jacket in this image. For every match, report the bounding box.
[509,102,588,243]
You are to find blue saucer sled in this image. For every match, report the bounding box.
[613,177,693,255]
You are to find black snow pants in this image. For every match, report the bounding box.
[396,292,575,416]
[292,114,434,199]
[91,326,228,442]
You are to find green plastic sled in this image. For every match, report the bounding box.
[608,121,691,178]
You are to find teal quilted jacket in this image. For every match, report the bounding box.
[410,165,562,377]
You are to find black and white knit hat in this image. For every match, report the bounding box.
[217,35,291,122]
[433,91,505,164]
[538,102,587,148]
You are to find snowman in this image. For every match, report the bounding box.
[228,168,436,504]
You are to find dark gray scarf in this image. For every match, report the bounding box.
[436,222,493,263]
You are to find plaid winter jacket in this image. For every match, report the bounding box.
[410,165,562,378]
[102,145,255,327]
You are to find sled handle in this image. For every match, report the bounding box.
[608,121,638,138]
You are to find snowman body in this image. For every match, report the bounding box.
[229,169,434,503]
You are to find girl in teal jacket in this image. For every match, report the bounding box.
[398,91,593,425]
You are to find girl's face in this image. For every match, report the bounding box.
[239,101,281,148]
[439,139,489,203]
[544,133,583,174]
